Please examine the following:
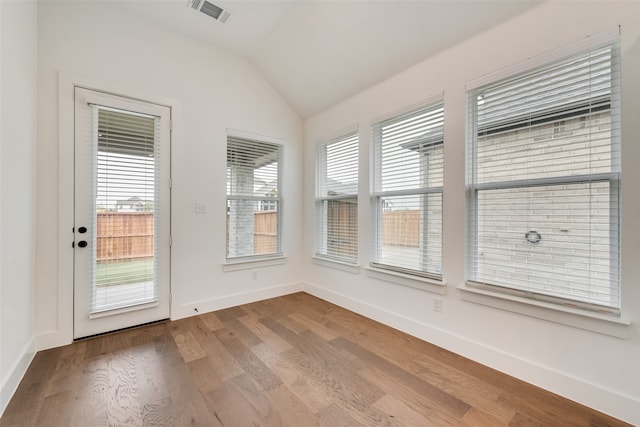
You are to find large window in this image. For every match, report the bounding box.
[466,41,621,313]
[315,132,359,263]
[371,102,444,278]
[226,136,283,260]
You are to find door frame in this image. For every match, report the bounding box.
[72,88,172,339]
[46,72,181,349]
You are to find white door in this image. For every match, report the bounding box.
[73,87,171,339]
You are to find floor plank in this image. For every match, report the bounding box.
[1,292,632,427]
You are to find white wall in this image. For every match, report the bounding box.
[303,2,640,425]
[0,0,38,415]
[36,1,304,348]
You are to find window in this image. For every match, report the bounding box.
[371,102,444,278]
[226,136,283,260]
[466,41,621,314]
[315,132,359,263]
[93,106,159,311]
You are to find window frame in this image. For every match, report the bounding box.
[314,131,359,265]
[370,100,445,281]
[225,134,284,262]
[465,36,622,316]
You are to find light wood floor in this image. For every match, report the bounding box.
[1,292,631,426]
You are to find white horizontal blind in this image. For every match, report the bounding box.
[227,136,283,259]
[467,42,621,313]
[92,106,159,313]
[371,102,444,278]
[315,132,359,263]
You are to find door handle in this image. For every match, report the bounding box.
[77,240,88,248]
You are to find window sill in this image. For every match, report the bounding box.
[365,266,446,295]
[223,255,286,272]
[458,283,630,339]
[312,256,360,274]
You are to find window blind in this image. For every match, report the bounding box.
[315,132,359,263]
[467,42,621,313]
[92,106,160,313]
[371,102,444,278]
[226,136,283,259]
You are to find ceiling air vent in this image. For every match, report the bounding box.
[187,0,231,23]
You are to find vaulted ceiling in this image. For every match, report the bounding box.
[109,0,541,118]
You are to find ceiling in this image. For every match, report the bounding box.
[110,0,541,119]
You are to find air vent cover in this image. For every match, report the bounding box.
[187,0,231,23]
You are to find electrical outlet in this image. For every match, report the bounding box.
[433,297,443,313]
[251,271,258,280]
[194,203,206,214]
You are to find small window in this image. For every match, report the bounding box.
[226,136,283,260]
[466,41,621,314]
[371,102,444,279]
[315,132,359,263]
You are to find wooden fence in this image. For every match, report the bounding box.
[98,208,421,262]
[322,203,420,250]
[381,210,420,247]
[97,213,154,262]
[225,211,278,255]
[326,200,358,258]
[252,211,277,254]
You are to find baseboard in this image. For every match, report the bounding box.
[302,281,640,426]
[35,283,305,349]
[0,337,36,418]
[36,329,72,351]
[172,281,304,320]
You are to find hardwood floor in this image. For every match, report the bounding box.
[1,292,631,426]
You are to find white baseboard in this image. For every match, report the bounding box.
[36,329,72,351]
[172,281,304,320]
[0,337,36,418]
[35,283,305,349]
[302,281,640,426]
